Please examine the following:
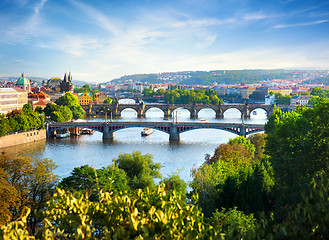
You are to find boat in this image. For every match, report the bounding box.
[253,111,257,115]
[141,128,153,136]
[81,128,95,135]
[200,119,209,123]
[56,132,70,138]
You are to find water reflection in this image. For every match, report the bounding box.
[12,109,267,185]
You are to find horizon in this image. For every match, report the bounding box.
[1,0,329,83]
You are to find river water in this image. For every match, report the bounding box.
[2,106,267,186]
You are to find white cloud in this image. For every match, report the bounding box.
[274,20,328,29]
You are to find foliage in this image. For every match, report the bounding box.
[191,137,255,217]
[115,151,162,190]
[215,159,274,217]
[55,92,85,119]
[248,133,267,162]
[58,164,129,200]
[310,87,329,98]
[264,99,329,219]
[50,106,73,122]
[275,93,291,105]
[103,98,113,104]
[161,88,223,104]
[0,155,58,234]
[255,173,329,239]
[0,104,44,135]
[208,207,256,239]
[160,174,187,199]
[0,114,10,137]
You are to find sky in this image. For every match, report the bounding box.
[0,0,329,82]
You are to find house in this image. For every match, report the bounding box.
[265,94,276,105]
[75,93,93,105]
[290,95,311,106]
[94,93,107,104]
[0,87,28,114]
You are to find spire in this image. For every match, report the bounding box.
[22,72,25,77]
[69,72,72,82]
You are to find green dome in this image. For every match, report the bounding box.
[16,73,30,85]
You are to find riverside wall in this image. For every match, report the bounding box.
[0,129,46,149]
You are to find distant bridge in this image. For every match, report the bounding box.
[82,102,274,119]
[46,121,265,141]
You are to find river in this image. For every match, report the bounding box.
[2,106,267,186]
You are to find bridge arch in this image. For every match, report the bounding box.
[144,107,165,118]
[197,107,216,118]
[248,107,269,118]
[118,107,138,118]
[172,107,192,118]
[222,107,243,118]
[118,98,139,104]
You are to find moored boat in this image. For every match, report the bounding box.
[141,128,153,136]
[56,132,70,138]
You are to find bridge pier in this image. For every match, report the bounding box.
[169,124,180,141]
[46,123,54,138]
[190,109,198,119]
[102,125,114,139]
[216,111,224,119]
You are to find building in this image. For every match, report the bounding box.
[94,93,107,104]
[15,73,31,92]
[75,93,93,105]
[45,73,74,93]
[290,95,311,106]
[46,77,62,92]
[60,72,74,93]
[268,87,292,96]
[0,88,28,114]
[240,87,257,98]
[32,100,54,110]
[265,94,276,105]
[28,91,50,105]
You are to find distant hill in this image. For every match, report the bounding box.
[105,69,314,86]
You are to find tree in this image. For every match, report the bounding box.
[58,164,129,200]
[43,103,58,117]
[248,133,267,162]
[55,92,85,119]
[160,174,187,199]
[265,99,329,218]
[115,151,162,190]
[0,155,58,234]
[103,98,112,104]
[0,114,10,137]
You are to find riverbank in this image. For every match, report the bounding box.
[0,129,46,149]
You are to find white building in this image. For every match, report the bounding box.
[290,95,311,106]
[0,88,28,114]
[265,94,276,105]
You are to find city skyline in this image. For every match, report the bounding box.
[1,0,329,82]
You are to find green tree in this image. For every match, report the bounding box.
[161,174,187,199]
[115,151,162,190]
[58,164,129,200]
[0,155,58,234]
[265,99,329,219]
[103,98,112,104]
[55,92,85,119]
[0,114,10,137]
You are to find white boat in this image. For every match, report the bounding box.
[141,128,153,136]
[200,119,209,123]
[56,132,70,138]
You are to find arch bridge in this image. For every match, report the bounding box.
[83,102,273,119]
[46,121,265,141]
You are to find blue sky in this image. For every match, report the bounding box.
[1,0,329,82]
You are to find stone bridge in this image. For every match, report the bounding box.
[46,121,265,141]
[82,102,274,119]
